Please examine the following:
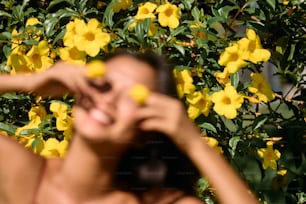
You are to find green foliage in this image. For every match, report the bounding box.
[0,0,305,203]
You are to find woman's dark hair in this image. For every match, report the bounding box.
[104,49,200,196]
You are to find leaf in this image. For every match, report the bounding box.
[266,0,275,10]
[229,136,240,157]
[103,0,118,28]
[172,44,185,56]
[3,45,11,58]
[23,39,39,45]
[191,7,200,22]
[0,10,12,18]
[252,115,268,130]
[230,72,239,88]
[171,26,186,37]
[52,29,66,45]
[199,122,217,133]
[217,5,239,18]
[47,0,74,10]
[0,122,17,135]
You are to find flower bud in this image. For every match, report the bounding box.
[86,60,106,78]
[129,84,150,105]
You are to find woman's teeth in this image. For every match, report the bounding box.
[89,108,112,125]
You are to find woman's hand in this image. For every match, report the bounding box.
[27,61,93,97]
[136,93,202,153]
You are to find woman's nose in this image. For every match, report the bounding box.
[92,89,119,109]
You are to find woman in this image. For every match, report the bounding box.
[0,50,259,204]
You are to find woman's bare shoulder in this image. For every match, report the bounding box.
[175,196,205,204]
[0,134,44,204]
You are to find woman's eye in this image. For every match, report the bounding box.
[88,80,112,92]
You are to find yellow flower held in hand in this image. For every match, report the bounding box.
[129,84,150,105]
[86,60,106,78]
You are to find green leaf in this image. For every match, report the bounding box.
[191,7,200,22]
[266,0,276,10]
[47,0,74,10]
[172,44,185,56]
[230,72,239,88]
[0,122,17,135]
[252,115,268,130]
[103,0,118,28]
[3,45,11,58]
[229,136,240,157]
[44,17,59,37]
[199,122,217,133]
[0,10,12,18]
[171,26,186,37]
[52,29,66,45]
[23,39,39,45]
[217,5,239,18]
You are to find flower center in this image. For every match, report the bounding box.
[230,53,239,61]
[222,96,231,105]
[164,8,173,17]
[32,53,41,62]
[248,41,256,52]
[85,32,95,41]
[141,8,149,14]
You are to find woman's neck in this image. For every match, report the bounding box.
[54,134,127,200]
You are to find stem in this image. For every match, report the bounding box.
[223,1,248,39]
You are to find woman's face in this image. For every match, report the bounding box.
[73,55,157,142]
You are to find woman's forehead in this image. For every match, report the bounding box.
[105,55,157,90]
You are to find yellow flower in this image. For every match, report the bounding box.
[277,169,287,176]
[40,138,69,158]
[113,0,133,13]
[187,88,212,120]
[86,60,106,78]
[215,67,230,85]
[218,43,248,74]
[156,3,180,29]
[248,73,275,103]
[129,84,150,105]
[63,19,86,48]
[257,141,281,170]
[135,2,157,20]
[25,17,41,27]
[7,51,32,73]
[75,18,111,57]
[15,105,47,136]
[237,29,271,63]
[25,17,42,36]
[173,69,195,98]
[50,101,72,131]
[211,85,244,119]
[59,46,87,65]
[11,29,24,50]
[202,136,223,154]
[25,137,45,154]
[26,40,53,72]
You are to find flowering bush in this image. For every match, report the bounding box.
[0,0,305,203]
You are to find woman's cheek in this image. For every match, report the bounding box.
[118,100,138,122]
